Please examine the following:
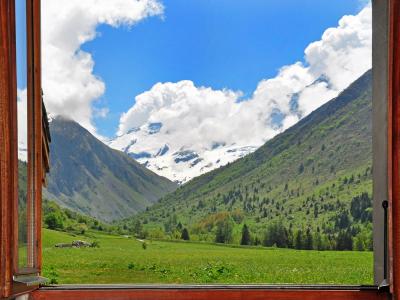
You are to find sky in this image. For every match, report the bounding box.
[12,0,372,177]
[31,0,371,140]
[16,0,28,160]
[80,0,364,137]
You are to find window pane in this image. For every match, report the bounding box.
[16,0,34,271]
[41,0,373,284]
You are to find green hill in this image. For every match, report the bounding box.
[44,117,177,222]
[121,70,373,251]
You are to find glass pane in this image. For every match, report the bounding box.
[16,0,32,270]
[41,0,373,284]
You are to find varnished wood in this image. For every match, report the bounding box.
[388,0,400,298]
[29,288,387,300]
[12,0,41,277]
[32,0,42,272]
[0,0,17,298]
[0,0,42,298]
[0,0,398,299]
[26,0,34,271]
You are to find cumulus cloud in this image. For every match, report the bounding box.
[17,89,28,161]
[116,5,372,157]
[41,0,164,134]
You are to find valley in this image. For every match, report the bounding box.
[39,70,374,284]
[42,228,372,284]
[119,70,373,251]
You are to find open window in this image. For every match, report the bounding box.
[0,0,399,299]
[0,0,48,297]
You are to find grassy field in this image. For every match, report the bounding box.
[42,228,373,285]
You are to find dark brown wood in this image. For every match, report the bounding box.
[29,288,387,300]
[388,0,400,299]
[0,0,17,297]
[32,0,43,272]
[12,0,41,277]
[26,0,35,270]
[0,0,41,298]
[0,0,396,299]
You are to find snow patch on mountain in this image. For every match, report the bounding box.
[108,123,259,184]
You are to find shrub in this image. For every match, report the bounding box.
[128,263,135,270]
[47,267,59,284]
[44,212,64,230]
[90,241,100,248]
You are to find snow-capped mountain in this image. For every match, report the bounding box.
[108,122,259,184]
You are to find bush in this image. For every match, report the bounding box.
[90,241,100,248]
[44,212,64,230]
[47,267,59,284]
[128,263,135,270]
[76,223,88,235]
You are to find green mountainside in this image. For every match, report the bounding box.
[120,70,373,250]
[18,162,124,236]
[43,117,177,222]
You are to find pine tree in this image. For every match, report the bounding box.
[295,229,303,250]
[304,228,314,250]
[133,220,143,236]
[241,224,251,245]
[181,228,190,241]
[336,229,353,250]
[298,163,304,174]
[215,218,234,244]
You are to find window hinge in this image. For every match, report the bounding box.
[378,279,390,291]
[13,274,49,286]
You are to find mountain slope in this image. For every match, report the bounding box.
[122,70,373,246]
[44,117,177,222]
[108,125,258,184]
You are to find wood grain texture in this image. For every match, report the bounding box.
[389,0,400,298]
[0,0,41,297]
[0,0,396,299]
[32,0,43,272]
[29,288,387,300]
[0,0,17,297]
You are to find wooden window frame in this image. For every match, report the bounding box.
[0,0,43,297]
[12,0,42,277]
[0,0,399,299]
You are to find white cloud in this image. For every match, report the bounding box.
[115,5,372,174]
[41,0,164,135]
[17,88,28,162]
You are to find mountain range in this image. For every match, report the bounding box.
[107,74,342,185]
[40,68,373,249]
[120,70,373,246]
[43,117,177,222]
[108,125,259,184]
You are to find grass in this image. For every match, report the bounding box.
[42,228,373,285]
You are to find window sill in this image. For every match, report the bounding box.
[30,285,386,300]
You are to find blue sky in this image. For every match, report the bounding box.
[77,0,363,137]
[16,0,27,89]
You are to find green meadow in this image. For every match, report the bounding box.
[42,228,373,285]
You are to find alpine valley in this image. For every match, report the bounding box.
[39,70,373,251]
[119,70,373,250]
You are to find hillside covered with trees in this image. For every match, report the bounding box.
[119,70,373,251]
